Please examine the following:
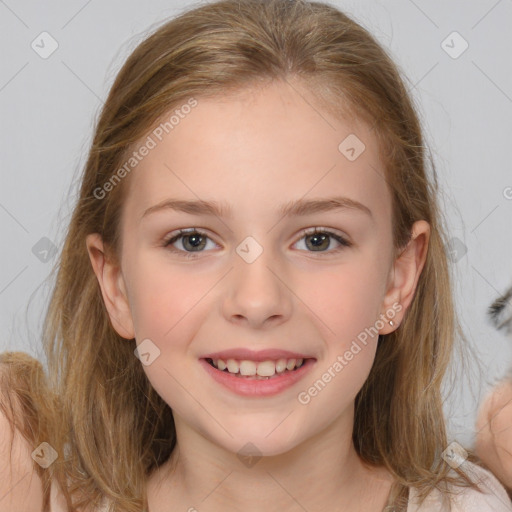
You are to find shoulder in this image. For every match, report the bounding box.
[0,357,44,512]
[0,355,109,512]
[408,461,512,512]
[475,378,512,489]
[450,462,512,512]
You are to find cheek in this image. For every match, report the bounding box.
[305,257,388,340]
[125,260,208,412]
[124,249,201,340]
[298,252,389,404]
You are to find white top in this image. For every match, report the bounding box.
[407,461,512,511]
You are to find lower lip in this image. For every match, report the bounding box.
[199,358,316,397]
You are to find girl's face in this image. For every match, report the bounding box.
[87,79,428,457]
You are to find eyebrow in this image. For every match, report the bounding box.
[141,196,373,221]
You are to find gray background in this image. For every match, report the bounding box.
[1,0,511,448]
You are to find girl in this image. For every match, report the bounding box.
[1,0,511,510]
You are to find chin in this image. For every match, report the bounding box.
[218,425,304,459]
[231,439,299,460]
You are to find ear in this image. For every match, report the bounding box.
[85,233,135,339]
[379,220,430,335]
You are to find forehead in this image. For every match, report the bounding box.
[121,80,391,226]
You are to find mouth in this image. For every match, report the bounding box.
[200,355,316,397]
[204,356,310,380]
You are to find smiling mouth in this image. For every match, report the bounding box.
[204,357,310,380]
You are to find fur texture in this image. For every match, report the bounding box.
[489,286,512,336]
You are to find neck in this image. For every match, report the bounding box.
[147,409,394,512]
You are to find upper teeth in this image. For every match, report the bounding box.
[212,358,304,377]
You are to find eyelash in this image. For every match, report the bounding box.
[162,227,352,259]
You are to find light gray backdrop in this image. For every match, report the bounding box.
[1,0,511,448]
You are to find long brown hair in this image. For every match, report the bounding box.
[1,0,482,510]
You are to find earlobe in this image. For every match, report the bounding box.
[85,233,135,340]
[379,220,430,335]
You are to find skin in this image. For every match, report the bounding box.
[86,78,429,512]
[476,379,512,493]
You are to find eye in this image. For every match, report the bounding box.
[163,229,217,259]
[163,227,352,259]
[293,227,352,254]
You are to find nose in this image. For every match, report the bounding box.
[222,244,292,329]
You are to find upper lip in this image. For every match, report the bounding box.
[201,348,316,362]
